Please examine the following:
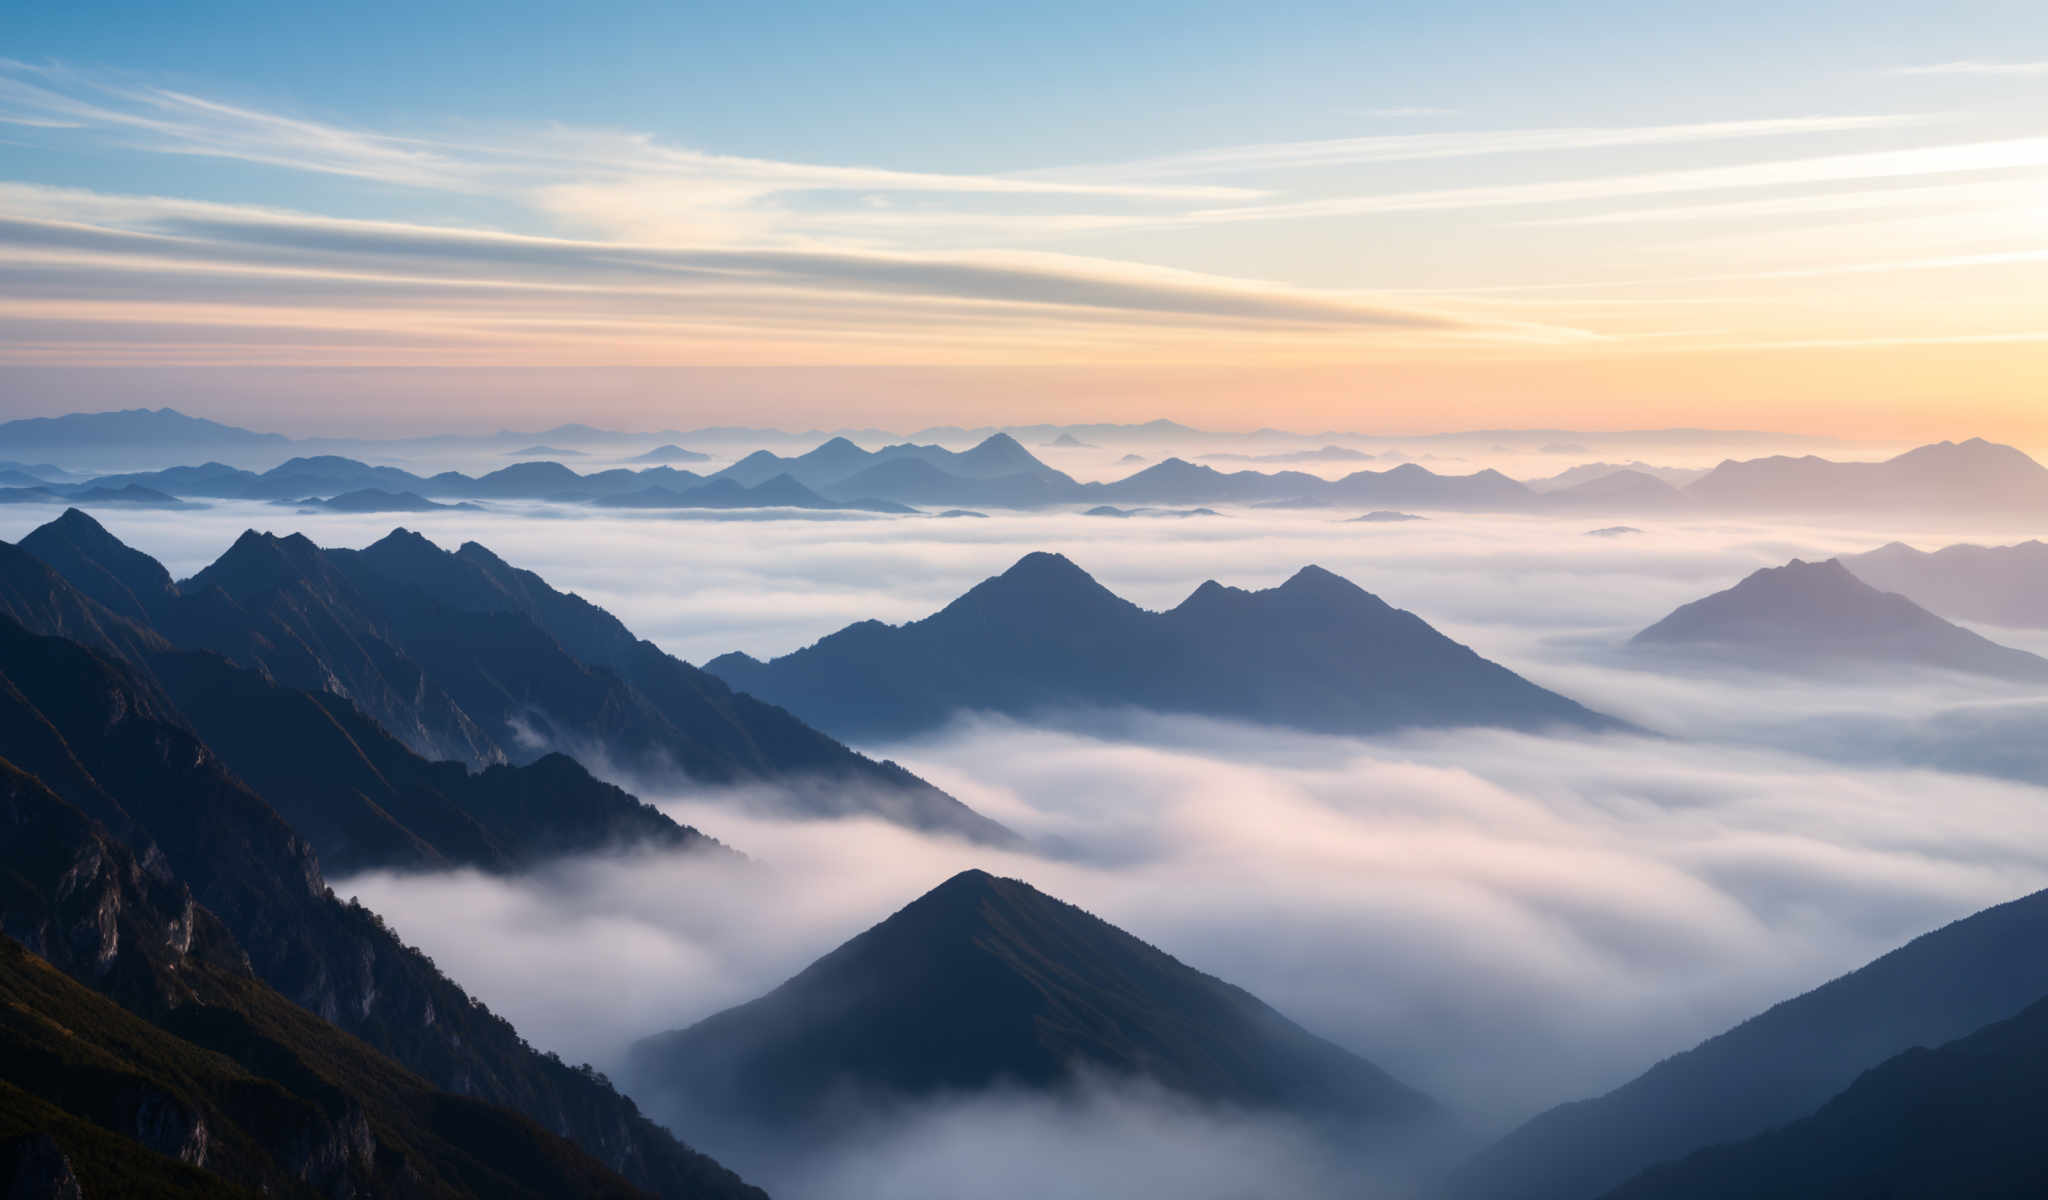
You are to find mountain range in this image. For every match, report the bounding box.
[707,552,1620,741]
[1843,539,2048,629]
[629,869,1433,1140]
[12,509,1007,842]
[5,409,2033,521]
[1631,558,2048,681]
[1452,885,2048,1200]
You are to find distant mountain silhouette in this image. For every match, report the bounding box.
[630,869,1432,1133]
[0,483,190,509]
[1083,504,1219,518]
[1601,994,2048,1200]
[629,443,711,463]
[707,552,1620,740]
[1684,437,2048,515]
[0,406,287,464]
[1453,886,2048,1200]
[1541,470,1690,511]
[0,614,761,1197]
[0,759,729,1199]
[1844,539,2048,629]
[1351,510,1424,523]
[298,487,476,512]
[1201,445,1376,464]
[597,473,912,512]
[1632,558,2048,681]
[14,510,1003,840]
[1527,462,1709,492]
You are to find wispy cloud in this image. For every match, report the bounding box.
[1893,61,2048,77]
[1173,137,2048,224]
[1053,115,1928,178]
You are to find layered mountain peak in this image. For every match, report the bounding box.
[709,555,1620,740]
[946,550,1131,616]
[629,869,1432,1135]
[1275,562,1364,599]
[18,509,177,625]
[1633,556,2048,680]
[186,528,326,598]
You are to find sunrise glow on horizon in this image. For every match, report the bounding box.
[3,2,2045,442]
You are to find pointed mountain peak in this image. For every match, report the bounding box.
[1277,563,1360,595]
[996,550,1092,585]
[361,526,449,566]
[454,540,512,571]
[936,552,1133,624]
[27,506,120,549]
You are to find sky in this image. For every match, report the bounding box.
[2,1,2046,438]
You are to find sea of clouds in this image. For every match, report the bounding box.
[10,496,2048,1197]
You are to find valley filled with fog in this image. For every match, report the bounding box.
[12,484,2046,1198]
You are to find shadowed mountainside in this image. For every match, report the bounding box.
[0,611,761,1198]
[1452,886,2048,1200]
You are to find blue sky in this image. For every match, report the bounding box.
[2,1,2045,435]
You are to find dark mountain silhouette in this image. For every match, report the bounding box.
[1601,994,2048,1200]
[1844,539,2048,628]
[1683,437,2048,515]
[327,529,1009,840]
[630,869,1432,1133]
[15,510,999,840]
[1452,886,2048,1200]
[150,650,728,876]
[1631,558,2048,681]
[0,761,701,1199]
[628,444,711,463]
[0,615,761,1197]
[706,552,1619,741]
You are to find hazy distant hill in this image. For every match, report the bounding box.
[707,551,1619,740]
[0,407,288,465]
[630,869,1433,1132]
[1844,539,2048,628]
[1453,886,2048,1200]
[1684,437,2048,515]
[629,443,711,463]
[1631,558,2048,681]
